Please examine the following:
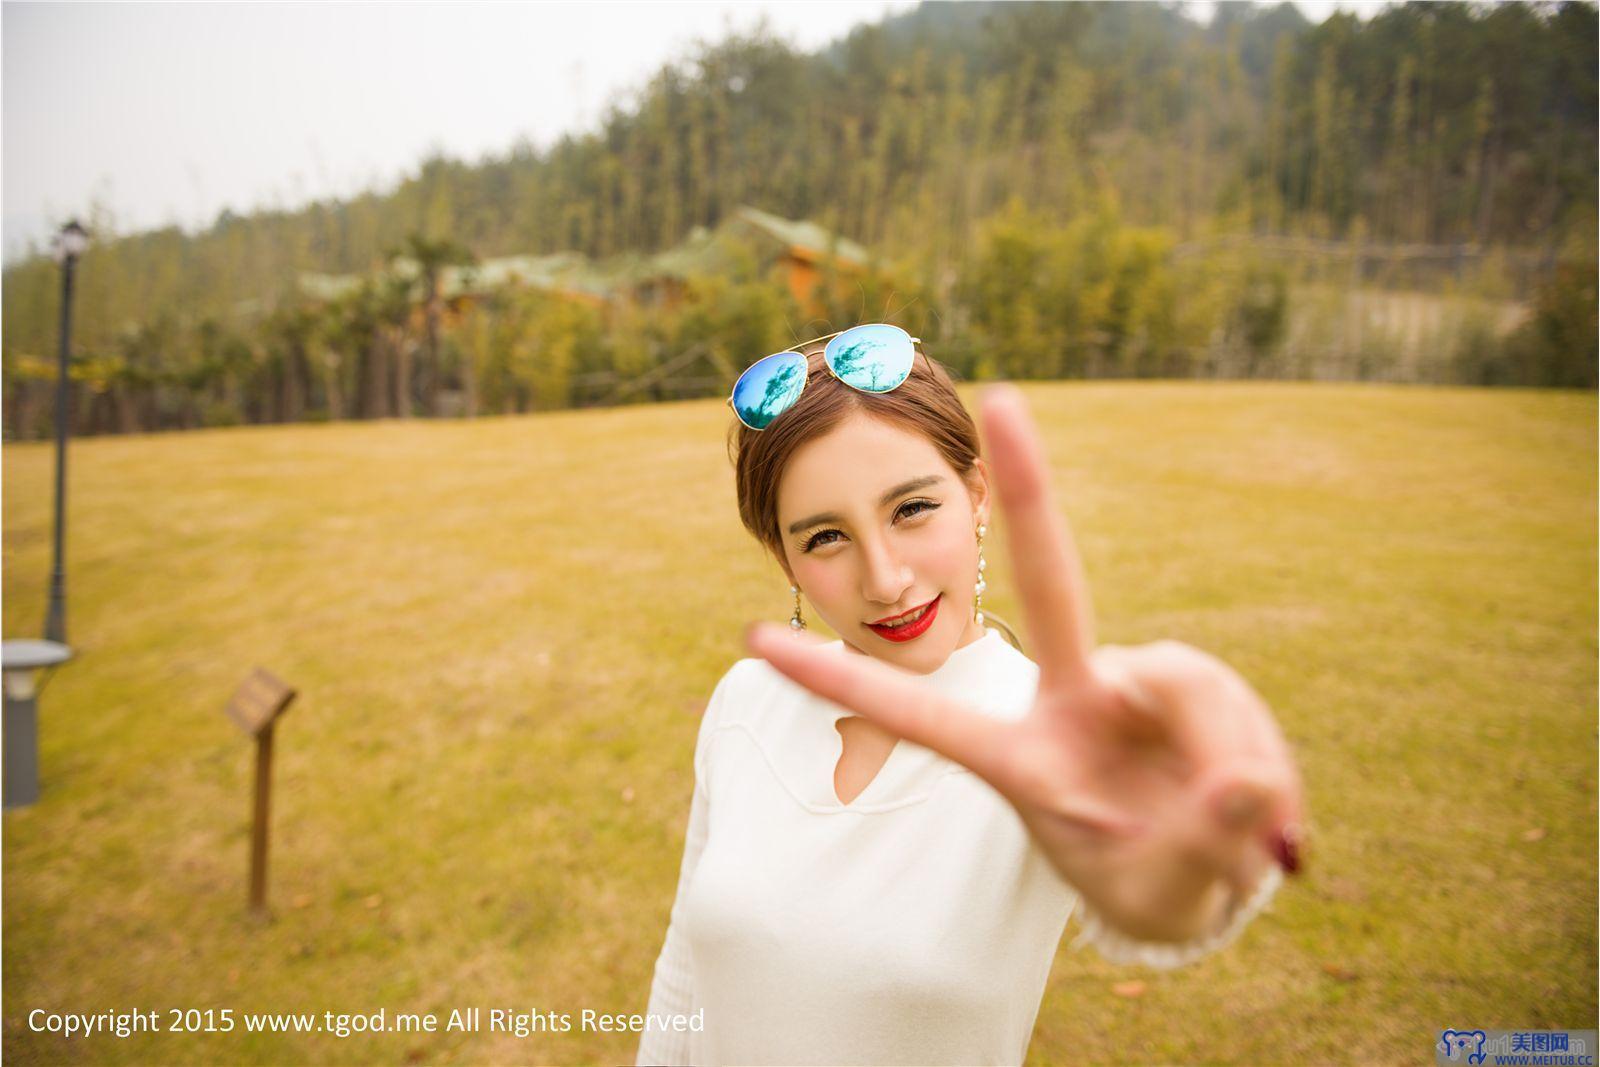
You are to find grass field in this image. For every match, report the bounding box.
[3,381,1595,1065]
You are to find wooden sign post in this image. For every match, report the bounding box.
[224,667,296,920]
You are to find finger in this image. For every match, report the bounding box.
[1244,695,1308,867]
[1220,738,1307,878]
[1201,766,1290,894]
[978,384,1097,693]
[1180,762,1286,895]
[1112,641,1307,872]
[1086,642,1172,741]
[745,621,1023,793]
[1017,785,1152,840]
[1110,641,1279,770]
[1266,765,1310,876]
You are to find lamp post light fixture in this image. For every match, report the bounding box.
[1,639,72,807]
[44,219,89,645]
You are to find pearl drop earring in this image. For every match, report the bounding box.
[974,523,987,627]
[790,583,807,631]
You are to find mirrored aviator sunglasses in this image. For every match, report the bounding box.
[727,323,922,431]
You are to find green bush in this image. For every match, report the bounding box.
[1504,261,1598,389]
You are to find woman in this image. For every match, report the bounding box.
[637,324,1307,1066]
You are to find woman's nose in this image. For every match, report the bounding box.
[859,535,913,606]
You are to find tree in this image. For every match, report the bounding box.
[385,233,477,416]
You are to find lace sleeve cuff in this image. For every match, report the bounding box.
[1068,863,1285,970]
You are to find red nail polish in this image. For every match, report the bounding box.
[1271,823,1304,875]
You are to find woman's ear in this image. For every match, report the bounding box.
[967,458,993,530]
[774,548,798,589]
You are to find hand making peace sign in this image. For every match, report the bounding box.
[744,383,1307,944]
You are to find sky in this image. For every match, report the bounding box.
[1,0,1390,266]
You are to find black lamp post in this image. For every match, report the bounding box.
[44,219,89,645]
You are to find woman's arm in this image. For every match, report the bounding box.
[635,774,710,1065]
[636,663,738,1066]
[1069,861,1285,970]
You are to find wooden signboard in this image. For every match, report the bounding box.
[224,667,296,918]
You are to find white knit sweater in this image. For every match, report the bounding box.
[637,627,1283,1066]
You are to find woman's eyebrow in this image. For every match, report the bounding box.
[786,475,944,535]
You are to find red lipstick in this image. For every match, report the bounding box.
[866,594,940,642]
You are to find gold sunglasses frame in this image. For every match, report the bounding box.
[724,325,924,426]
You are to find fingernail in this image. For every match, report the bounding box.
[1270,822,1305,876]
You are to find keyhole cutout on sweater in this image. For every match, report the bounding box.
[832,716,899,806]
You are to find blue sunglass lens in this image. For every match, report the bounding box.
[732,350,808,429]
[824,324,915,393]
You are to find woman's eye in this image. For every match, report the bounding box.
[802,531,840,551]
[800,500,940,553]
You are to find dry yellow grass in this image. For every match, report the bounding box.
[3,381,1594,1064]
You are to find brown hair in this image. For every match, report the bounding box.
[725,340,982,565]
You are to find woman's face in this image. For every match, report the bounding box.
[776,410,992,675]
